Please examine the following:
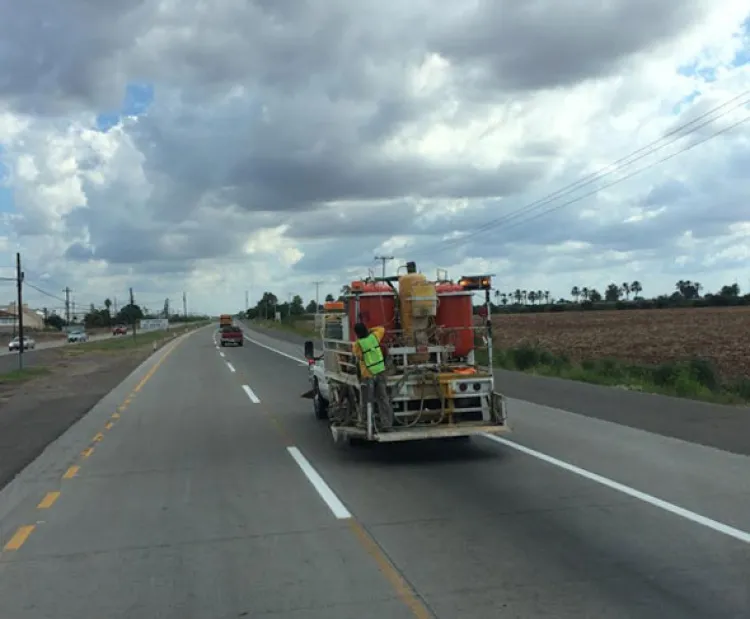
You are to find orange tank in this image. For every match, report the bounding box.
[436,283,474,357]
[348,282,396,342]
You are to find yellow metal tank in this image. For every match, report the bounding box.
[398,272,426,344]
[398,272,437,362]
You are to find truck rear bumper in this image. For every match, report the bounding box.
[330,422,510,443]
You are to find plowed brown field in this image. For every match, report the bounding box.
[491,306,750,381]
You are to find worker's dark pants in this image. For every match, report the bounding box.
[363,374,394,429]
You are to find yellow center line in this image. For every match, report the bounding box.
[348,520,432,618]
[37,491,60,509]
[63,465,79,479]
[105,422,114,430]
[261,409,431,618]
[81,447,94,458]
[3,525,35,551]
[93,432,104,442]
[111,412,120,419]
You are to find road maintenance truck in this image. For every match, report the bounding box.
[304,261,509,444]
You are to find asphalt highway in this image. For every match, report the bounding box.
[0,325,747,618]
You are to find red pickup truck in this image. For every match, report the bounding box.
[219,325,244,347]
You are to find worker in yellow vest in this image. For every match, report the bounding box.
[353,322,393,431]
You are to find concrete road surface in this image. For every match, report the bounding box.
[0,326,747,618]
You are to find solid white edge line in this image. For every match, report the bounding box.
[219,351,225,357]
[242,384,261,403]
[287,446,351,519]
[226,362,236,373]
[243,334,308,366]
[482,434,750,545]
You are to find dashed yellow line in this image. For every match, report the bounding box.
[4,525,35,551]
[62,465,79,479]
[0,329,204,560]
[37,491,60,509]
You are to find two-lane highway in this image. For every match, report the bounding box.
[0,325,747,618]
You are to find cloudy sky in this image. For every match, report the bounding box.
[0,1,749,316]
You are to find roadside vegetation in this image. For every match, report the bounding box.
[0,366,51,385]
[487,345,750,405]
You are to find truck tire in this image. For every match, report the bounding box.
[238,340,243,346]
[313,379,328,420]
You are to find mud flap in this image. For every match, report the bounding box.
[492,391,508,423]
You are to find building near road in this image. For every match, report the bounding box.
[0,302,45,331]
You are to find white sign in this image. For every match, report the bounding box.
[139,318,169,331]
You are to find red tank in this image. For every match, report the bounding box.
[348,282,396,342]
[436,283,474,357]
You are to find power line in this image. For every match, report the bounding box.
[450,112,750,248]
[412,90,750,257]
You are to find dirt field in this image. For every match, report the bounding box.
[491,306,750,381]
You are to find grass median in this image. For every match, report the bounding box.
[250,319,316,338]
[0,366,51,384]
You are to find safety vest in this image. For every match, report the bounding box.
[358,333,385,375]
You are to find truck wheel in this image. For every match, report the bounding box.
[238,340,243,346]
[313,380,328,420]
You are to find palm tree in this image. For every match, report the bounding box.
[104,298,113,325]
[621,283,630,300]
[528,291,537,304]
[581,287,590,301]
[571,286,580,303]
[630,281,642,299]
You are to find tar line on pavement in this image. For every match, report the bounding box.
[213,333,435,618]
[0,331,189,559]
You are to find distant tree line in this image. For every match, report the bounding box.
[489,280,747,314]
[41,296,209,330]
[241,279,749,321]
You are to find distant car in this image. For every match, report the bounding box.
[112,325,127,335]
[67,330,88,343]
[219,325,244,347]
[8,336,35,352]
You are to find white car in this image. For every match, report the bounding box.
[67,330,89,343]
[8,336,35,352]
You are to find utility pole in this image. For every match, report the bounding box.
[312,281,323,313]
[130,287,137,341]
[63,287,71,325]
[245,290,249,312]
[16,252,24,370]
[183,291,187,318]
[374,255,394,279]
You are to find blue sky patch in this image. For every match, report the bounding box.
[96,82,155,132]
